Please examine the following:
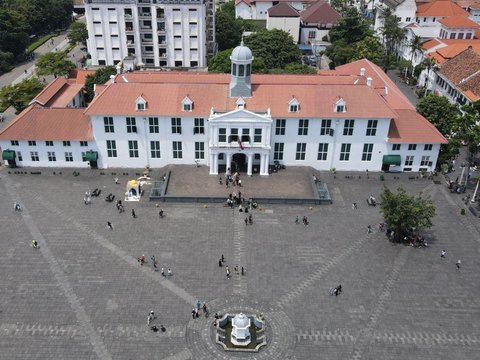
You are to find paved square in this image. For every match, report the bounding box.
[1,167,479,360]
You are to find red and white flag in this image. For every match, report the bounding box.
[238,139,244,150]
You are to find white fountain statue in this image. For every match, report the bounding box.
[230,313,251,346]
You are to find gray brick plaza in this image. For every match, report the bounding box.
[1,166,479,359]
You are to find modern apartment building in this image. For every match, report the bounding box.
[84,0,215,68]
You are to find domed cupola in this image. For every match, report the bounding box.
[229,41,254,98]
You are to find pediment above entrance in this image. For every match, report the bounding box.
[209,108,272,123]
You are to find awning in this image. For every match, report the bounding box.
[2,150,16,161]
[85,150,98,161]
[383,155,401,166]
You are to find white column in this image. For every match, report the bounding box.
[247,153,253,176]
[226,153,232,173]
[209,153,217,175]
[260,154,269,176]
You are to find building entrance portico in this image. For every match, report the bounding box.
[209,149,270,176]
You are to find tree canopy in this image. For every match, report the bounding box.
[36,51,76,78]
[329,8,372,45]
[84,66,117,101]
[0,77,45,113]
[380,187,436,242]
[0,0,73,73]
[68,21,88,46]
[454,101,480,162]
[215,1,244,51]
[243,29,300,70]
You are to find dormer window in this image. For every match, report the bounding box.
[236,97,245,109]
[288,97,300,112]
[136,95,147,111]
[182,96,193,112]
[335,98,346,113]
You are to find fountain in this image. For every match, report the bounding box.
[215,312,267,352]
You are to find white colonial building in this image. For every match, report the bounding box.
[0,44,446,174]
[84,0,215,68]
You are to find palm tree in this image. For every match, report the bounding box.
[422,57,438,96]
[408,35,422,77]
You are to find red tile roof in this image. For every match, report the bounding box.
[31,77,68,106]
[439,46,480,99]
[86,78,397,119]
[268,3,300,17]
[417,0,468,16]
[300,0,341,26]
[0,105,93,141]
[438,14,480,27]
[69,69,96,85]
[388,109,448,143]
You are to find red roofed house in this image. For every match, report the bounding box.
[1,44,446,173]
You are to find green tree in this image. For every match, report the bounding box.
[421,57,438,96]
[36,51,76,78]
[454,101,480,163]
[380,187,436,242]
[208,48,232,73]
[324,40,355,67]
[417,94,459,136]
[215,1,244,51]
[0,8,30,59]
[379,8,405,55]
[351,36,385,64]
[407,35,422,76]
[0,77,45,113]
[84,66,117,101]
[329,7,372,45]
[0,50,14,74]
[244,29,300,69]
[68,21,88,46]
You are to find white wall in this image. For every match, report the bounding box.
[235,3,252,20]
[267,17,300,42]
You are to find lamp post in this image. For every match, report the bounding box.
[471,178,480,203]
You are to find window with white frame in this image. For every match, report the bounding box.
[47,152,56,161]
[106,140,117,157]
[254,128,262,143]
[320,119,331,135]
[171,117,181,134]
[126,117,137,133]
[408,144,417,151]
[308,30,316,39]
[298,119,309,135]
[195,142,204,159]
[182,97,193,112]
[392,144,401,151]
[128,140,139,158]
[11,140,19,146]
[276,119,286,135]
[229,128,239,142]
[295,143,306,160]
[81,152,86,161]
[335,98,346,113]
[63,141,71,146]
[366,120,378,136]
[149,117,159,133]
[420,155,430,166]
[145,142,158,161]
[194,118,204,134]
[218,128,226,142]
[289,98,299,112]
[274,143,284,160]
[424,144,433,151]
[28,140,36,146]
[241,128,250,142]
[104,117,114,133]
[343,119,354,136]
[172,141,182,158]
[340,143,351,161]
[80,141,88,147]
[136,97,146,110]
[30,151,39,161]
[362,143,374,161]
[65,152,73,162]
[46,141,53,146]
[17,151,22,161]
[405,155,414,166]
[317,143,328,160]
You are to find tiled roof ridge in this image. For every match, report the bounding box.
[31,77,68,106]
[0,104,36,137]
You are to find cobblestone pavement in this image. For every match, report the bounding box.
[0,167,479,359]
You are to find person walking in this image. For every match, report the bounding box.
[32,240,39,249]
[367,225,372,234]
[295,216,299,224]
[244,217,248,225]
[441,250,446,258]
[456,260,461,270]
[159,209,164,218]
[191,309,196,319]
[248,214,253,225]
[131,209,136,218]
[107,221,113,230]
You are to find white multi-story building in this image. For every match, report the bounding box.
[84,0,215,68]
[0,44,446,173]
